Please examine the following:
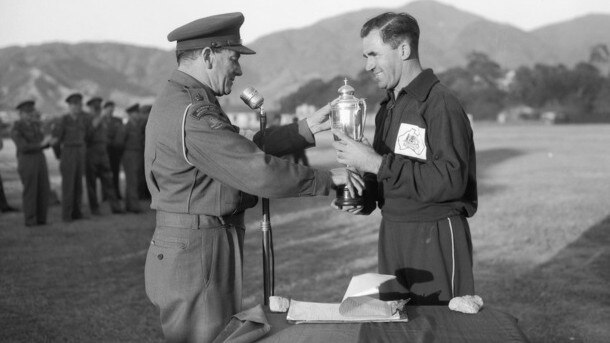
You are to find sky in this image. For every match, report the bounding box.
[0,0,609,50]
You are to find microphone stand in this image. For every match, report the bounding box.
[258,106,274,306]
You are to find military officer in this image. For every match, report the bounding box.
[10,100,53,226]
[0,118,19,213]
[117,103,144,213]
[0,171,18,213]
[103,101,124,200]
[52,93,88,222]
[143,12,363,343]
[84,97,122,214]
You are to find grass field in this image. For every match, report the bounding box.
[1,123,609,342]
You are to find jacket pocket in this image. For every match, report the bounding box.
[218,182,240,216]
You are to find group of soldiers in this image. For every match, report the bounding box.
[5,93,151,226]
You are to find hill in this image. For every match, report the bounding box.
[0,0,608,113]
[532,14,610,66]
[0,42,174,115]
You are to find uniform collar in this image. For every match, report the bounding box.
[394,69,439,102]
[169,69,217,103]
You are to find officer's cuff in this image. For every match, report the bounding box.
[297,119,316,145]
[312,169,331,196]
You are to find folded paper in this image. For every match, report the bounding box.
[287,273,408,323]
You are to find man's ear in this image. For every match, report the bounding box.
[201,47,214,69]
[398,42,411,61]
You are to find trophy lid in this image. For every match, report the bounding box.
[337,78,355,97]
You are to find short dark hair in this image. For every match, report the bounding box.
[175,47,224,64]
[361,12,419,56]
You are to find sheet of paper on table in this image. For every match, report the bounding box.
[286,273,408,324]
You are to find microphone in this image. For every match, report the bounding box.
[240,86,274,304]
[240,87,264,110]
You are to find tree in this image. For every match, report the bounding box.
[466,51,503,87]
[589,44,609,76]
[439,52,506,120]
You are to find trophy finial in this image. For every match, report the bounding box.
[338,78,355,96]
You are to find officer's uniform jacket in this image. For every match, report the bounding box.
[145,70,331,216]
[11,119,46,155]
[86,113,109,155]
[52,112,89,155]
[118,119,144,151]
[106,116,124,149]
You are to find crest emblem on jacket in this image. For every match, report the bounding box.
[395,123,427,160]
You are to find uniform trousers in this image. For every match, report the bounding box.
[85,147,121,212]
[378,215,474,305]
[60,146,84,221]
[107,146,123,199]
[122,150,143,212]
[0,172,11,210]
[17,152,49,225]
[145,211,244,343]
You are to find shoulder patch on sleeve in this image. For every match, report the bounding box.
[188,101,236,132]
[189,101,222,120]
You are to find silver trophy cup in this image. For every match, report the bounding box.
[331,78,367,207]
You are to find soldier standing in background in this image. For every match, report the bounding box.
[10,100,53,226]
[291,117,310,166]
[52,93,88,222]
[117,103,143,213]
[0,121,19,213]
[138,105,151,200]
[104,101,124,200]
[84,97,123,214]
[0,172,17,212]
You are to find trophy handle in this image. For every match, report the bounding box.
[359,99,367,141]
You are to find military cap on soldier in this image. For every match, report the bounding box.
[167,12,255,54]
[103,101,115,108]
[86,97,103,107]
[65,93,83,104]
[16,100,35,112]
[126,103,140,113]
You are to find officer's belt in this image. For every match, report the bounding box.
[156,210,244,230]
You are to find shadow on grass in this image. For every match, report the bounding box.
[479,214,610,342]
[0,307,60,342]
[476,148,523,196]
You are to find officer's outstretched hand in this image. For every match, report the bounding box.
[306,103,331,134]
[330,167,364,199]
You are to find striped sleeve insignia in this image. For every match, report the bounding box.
[188,101,236,132]
[189,101,221,120]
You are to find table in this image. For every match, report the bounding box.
[257,306,530,342]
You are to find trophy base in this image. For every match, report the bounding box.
[335,187,364,208]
